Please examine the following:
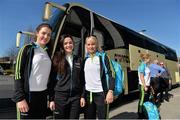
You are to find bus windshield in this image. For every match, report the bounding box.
[46,4,68,56]
[48,8,65,40]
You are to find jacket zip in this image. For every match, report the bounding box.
[27,46,34,103]
[70,57,74,97]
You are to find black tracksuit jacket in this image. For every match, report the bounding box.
[48,55,83,101]
[81,53,115,97]
[12,43,51,103]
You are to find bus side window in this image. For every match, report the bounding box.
[93,13,115,50]
[72,36,81,56]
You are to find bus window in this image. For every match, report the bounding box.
[46,6,68,57]
[144,40,159,52]
[117,27,146,49]
[158,45,167,55]
[93,13,125,50]
[92,29,104,50]
[93,13,113,50]
[72,36,81,56]
[67,6,91,31]
[166,48,178,61]
[56,6,91,57]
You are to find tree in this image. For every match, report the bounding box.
[6,45,18,70]
[4,26,34,72]
[6,26,34,60]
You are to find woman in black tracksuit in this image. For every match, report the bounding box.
[81,35,115,119]
[49,34,84,119]
[12,23,52,119]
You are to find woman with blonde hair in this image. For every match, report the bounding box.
[81,35,114,119]
[137,53,151,118]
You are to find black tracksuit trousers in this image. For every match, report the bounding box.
[84,91,107,119]
[19,90,48,119]
[54,92,80,119]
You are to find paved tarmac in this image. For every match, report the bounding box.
[0,75,16,119]
[109,84,180,119]
[0,75,14,98]
[0,75,180,119]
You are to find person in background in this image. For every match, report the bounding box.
[149,59,165,78]
[159,61,171,102]
[12,23,52,119]
[49,34,84,119]
[137,53,151,119]
[81,35,114,119]
[149,59,165,102]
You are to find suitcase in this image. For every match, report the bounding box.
[143,101,160,119]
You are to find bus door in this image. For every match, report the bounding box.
[53,6,91,58]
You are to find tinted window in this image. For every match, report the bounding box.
[165,47,178,61]
[56,6,91,57]
[93,14,125,50]
[47,6,67,56]
[93,14,114,50]
[144,39,159,52]
[119,28,145,49]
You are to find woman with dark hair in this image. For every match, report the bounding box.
[12,23,52,119]
[49,34,84,119]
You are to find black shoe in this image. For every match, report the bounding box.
[138,115,143,119]
[159,99,164,103]
[138,113,146,119]
[165,96,169,102]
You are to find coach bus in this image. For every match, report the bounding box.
[16,2,179,95]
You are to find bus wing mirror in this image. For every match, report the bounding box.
[43,2,52,21]
[16,31,35,48]
[43,2,66,21]
[16,32,22,48]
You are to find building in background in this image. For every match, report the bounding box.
[0,57,15,75]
